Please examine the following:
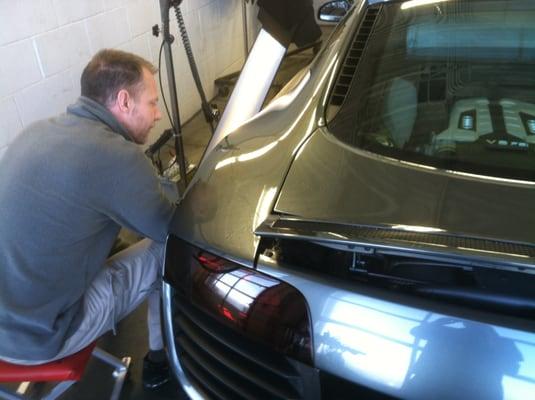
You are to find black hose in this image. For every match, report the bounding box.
[173,4,215,134]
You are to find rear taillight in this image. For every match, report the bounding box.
[194,251,238,273]
[164,234,314,365]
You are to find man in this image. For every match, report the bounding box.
[0,49,175,389]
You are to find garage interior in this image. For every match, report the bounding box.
[0,0,328,399]
[4,1,533,399]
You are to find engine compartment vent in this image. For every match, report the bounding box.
[257,237,535,319]
[329,5,381,107]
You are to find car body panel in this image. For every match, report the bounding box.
[274,127,535,246]
[165,1,535,398]
[169,6,357,262]
[255,259,535,400]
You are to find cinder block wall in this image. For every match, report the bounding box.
[0,0,255,159]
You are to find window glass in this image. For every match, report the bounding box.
[328,0,535,181]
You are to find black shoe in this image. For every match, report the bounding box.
[142,353,170,390]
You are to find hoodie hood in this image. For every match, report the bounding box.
[67,96,132,142]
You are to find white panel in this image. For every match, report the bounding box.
[198,54,216,102]
[169,37,201,123]
[103,0,128,11]
[0,40,42,98]
[153,7,203,124]
[53,0,105,25]
[0,146,6,161]
[196,0,219,60]
[35,22,92,77]
[206,29,286,155]
[15,72,76,127]
[127,0,159,38]
[188,0,214,11]
[86,8,131,52]
[192,2,220,101]
[149,31,164,69]
[119,33,153,64]
[70,59,90,98]
[215,0,244,76]
[0,97,23,148]
[179,8,203,61]
[0,0,58,46]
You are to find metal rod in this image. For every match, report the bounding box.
[92,348,131,400]
[159,0,188,193]
[92,348,127,370]
[0,386,25,400]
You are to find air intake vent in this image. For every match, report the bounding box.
[330,6,381,107]
[171,296,312,400]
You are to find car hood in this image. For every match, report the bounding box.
[274,127,535,246]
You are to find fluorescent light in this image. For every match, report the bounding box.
[206,29,286,156]
[391,224,445,233]
[401,0,450,10]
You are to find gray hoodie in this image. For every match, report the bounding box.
[0,97,175,361]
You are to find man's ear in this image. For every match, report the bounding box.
[116,89,132,113]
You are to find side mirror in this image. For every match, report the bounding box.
[318,1,351,23]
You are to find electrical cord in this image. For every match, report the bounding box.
[146,40,180,175]
[150,2,215,177]
[158,40,176,133]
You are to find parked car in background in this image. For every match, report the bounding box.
[163,0,535,398]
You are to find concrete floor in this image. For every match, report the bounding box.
[56,45,318,400]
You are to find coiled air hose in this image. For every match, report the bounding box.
[173,4,216,134]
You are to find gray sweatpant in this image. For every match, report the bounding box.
[3,239,165,365]
[58,238,165,358]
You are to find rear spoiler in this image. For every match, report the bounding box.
[255,215,535,272]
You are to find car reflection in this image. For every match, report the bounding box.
[311,289,534,399]
[174,246,314,365]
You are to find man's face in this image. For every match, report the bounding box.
[123,68,162,144]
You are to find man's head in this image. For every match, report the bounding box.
[81,49,162,144]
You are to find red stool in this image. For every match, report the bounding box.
[0,343,131,400]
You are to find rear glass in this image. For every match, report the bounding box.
[328,0,535,181]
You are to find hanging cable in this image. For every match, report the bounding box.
[144,40,175,174]
[158,40,176,133]
[152,0,188,191]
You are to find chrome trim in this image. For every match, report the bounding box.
[162,282,205,400]
[91,348,131,400]
[319,14,343,22]
[323,131,535,187]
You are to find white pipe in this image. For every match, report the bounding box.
[205,29,286,155]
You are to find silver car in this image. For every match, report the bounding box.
[163,0,535,398]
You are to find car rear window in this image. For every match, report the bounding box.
[328,0,535,182]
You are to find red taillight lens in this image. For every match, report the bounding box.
[164,234,314,366]
[194,251,237,273]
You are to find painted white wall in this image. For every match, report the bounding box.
[0,0,256,158]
